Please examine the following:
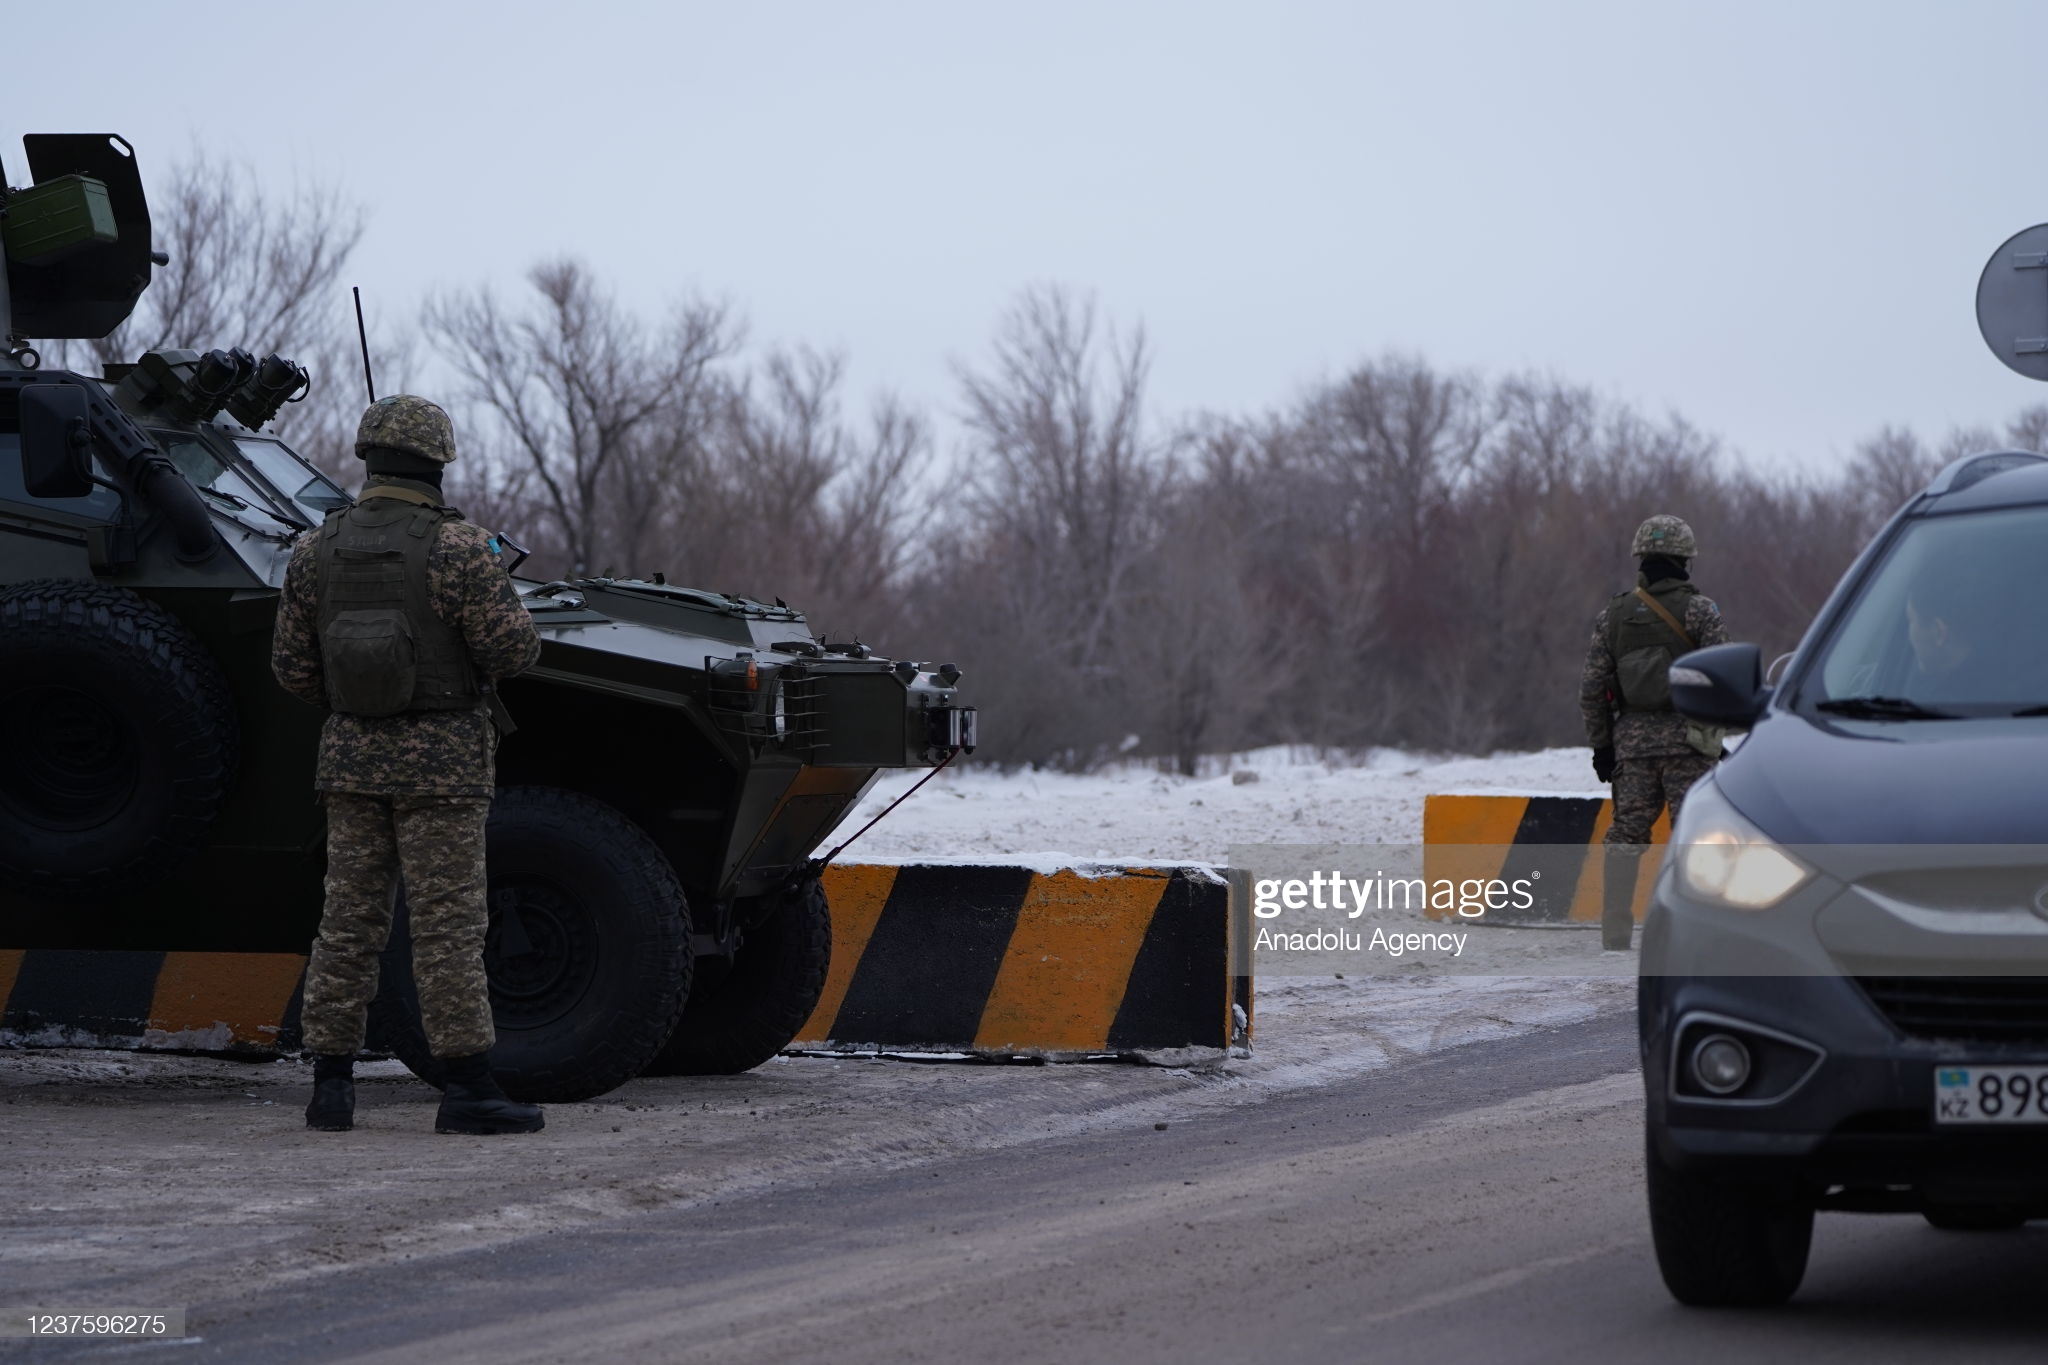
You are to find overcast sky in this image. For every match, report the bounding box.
[13,0,2048,472]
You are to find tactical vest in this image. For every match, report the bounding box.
[314,491,480,717]
[1605,580,1699,713]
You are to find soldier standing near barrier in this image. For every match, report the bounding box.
[1580,515,1729,951]
[271,395,545,1134]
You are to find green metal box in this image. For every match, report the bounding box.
[2,174,118,264]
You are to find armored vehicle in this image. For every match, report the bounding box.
[0,134,975,1100]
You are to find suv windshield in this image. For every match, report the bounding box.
[1808,503,2048,716]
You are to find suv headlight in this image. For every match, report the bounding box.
[1670,777,1811,910]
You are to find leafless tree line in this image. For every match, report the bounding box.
[423,262,932,640]
[906,312,2048,771]
[71,155,2048,771]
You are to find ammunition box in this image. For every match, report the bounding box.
[2,174,118,264]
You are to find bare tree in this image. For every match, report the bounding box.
[960,287,1159,645]
[911,286,1167,765]
[1121,440,1296,774]
[66,154,363,368]
[424,260,736,575]
[2008,405,2048,453]
[50,153,369,472]
[688,347,929,624]
[1846,425,1938,529]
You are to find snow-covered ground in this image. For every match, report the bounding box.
[0,746,1634,1302]
[847,744,1635,979]
[847,744,1603,864]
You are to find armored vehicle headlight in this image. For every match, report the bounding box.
[168,347,254,422]
[226,352,310,431]
[1672,779,1811,910]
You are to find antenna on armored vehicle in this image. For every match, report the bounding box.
[352,285,376,401]
[1976,224,2048,380]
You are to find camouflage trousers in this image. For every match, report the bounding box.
[300,792,497,1059]
[1604,754,1716,847]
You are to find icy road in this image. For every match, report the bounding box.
[9,1016,2046,1363]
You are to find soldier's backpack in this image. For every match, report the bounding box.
[314,489,479,717]
[1606,582,1724,757]
[1608,583,1699,713]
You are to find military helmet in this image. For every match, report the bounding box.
[1632,514,1696,559]
[355,394,457,464]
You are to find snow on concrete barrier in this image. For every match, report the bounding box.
[797,861,1248,1060]
[1422,793,1670,926]
[0,948,306,1051]
[0,862,1251,1063]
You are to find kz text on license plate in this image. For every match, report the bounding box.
[1934,1066,2048,1124]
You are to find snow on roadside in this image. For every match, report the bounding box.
[846,744,1602,864]
[845,742,1639,986]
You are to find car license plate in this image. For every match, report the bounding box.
[1934,1066,2048,1124]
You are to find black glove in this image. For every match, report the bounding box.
[1592,746,1616,783]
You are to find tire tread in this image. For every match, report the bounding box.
[0,579,238,896]
[646,876,831,1076]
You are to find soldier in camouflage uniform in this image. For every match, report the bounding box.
[271,395,546,1134]
[1580,515,1729,950]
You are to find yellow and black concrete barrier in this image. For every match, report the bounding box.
[800,861,1247,1059]
[1422,793,1670,925]
[1,861,1249,1062]
[0,948,307,1052]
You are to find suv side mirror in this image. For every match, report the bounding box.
[19,383,96,499]
[1670,642,1770,728]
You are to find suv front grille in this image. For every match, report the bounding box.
[1857,976,2048,1044]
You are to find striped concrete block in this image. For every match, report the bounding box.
[0,948,306,1051]
[799,862,1246,1059]
[1422,794,1670,925]
[0,863,1248,1062]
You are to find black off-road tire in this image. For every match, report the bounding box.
[1923,1205,2030,1231]
[370,786,691,1103]
[0,580,238,898]
[1646,1130,1813,1307]
[644,875,831,1076]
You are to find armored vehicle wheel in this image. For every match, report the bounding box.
[370,786,692,1104]
[0,580,238,898]
[644,874,832,1075]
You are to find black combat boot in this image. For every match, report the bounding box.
[306,1054,355,1132]
[434,1053,545,1135]
[1602,846,1639,951]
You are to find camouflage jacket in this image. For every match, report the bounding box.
[270,477,541,796]
[1579,575,1729,758]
